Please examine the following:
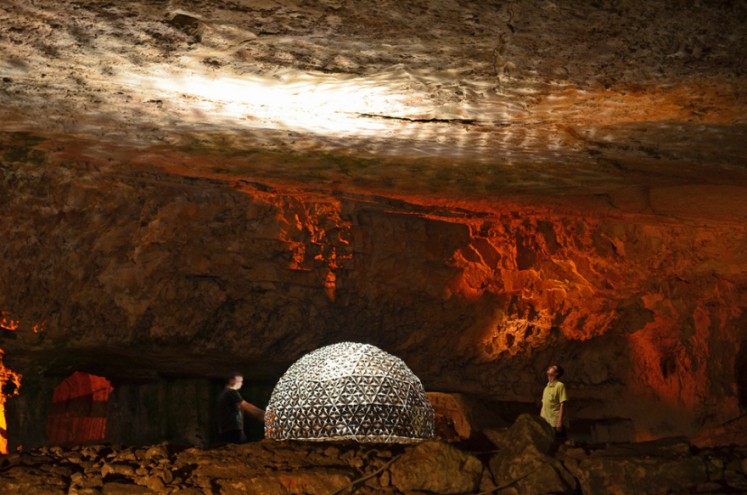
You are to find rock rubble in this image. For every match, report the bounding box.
[2,415,747,495]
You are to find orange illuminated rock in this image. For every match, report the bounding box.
[0,148,745,443]
[0,351,22,454]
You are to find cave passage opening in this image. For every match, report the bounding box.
[46,372,113,447]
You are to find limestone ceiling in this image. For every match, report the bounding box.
[1,0,747,219]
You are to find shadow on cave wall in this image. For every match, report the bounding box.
[737,338,747,415]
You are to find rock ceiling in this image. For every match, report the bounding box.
[1,0,746,216]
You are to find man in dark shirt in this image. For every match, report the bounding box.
[218,372,266,444]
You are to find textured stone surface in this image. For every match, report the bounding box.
[487,415,577,494]
[218,470,353,495]
[428,391,507,442]
[389,441,483,494]
[429,392,474,442]
[0,0,745,182]
[0,0,746,210]
[565,445,709,495]
[1,427,746,495]
[485,414,556,456]
[1,148,746,445]
[0,0,746,450]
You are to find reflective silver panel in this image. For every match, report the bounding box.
[265,342,435,443]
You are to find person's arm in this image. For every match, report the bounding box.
[556,401,565,431]
[240,400,265,422]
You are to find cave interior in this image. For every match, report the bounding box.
[1,1,747,492]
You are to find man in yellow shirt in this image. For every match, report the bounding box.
[540,364,568,438]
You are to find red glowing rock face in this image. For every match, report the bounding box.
[426,209,746,437]
[45,372,112,447]
[1,312,20,332]
[0,353,22,454]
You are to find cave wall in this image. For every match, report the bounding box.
[5,375,220,451]
[4,374,55,453]
[1,152,745,443]
[104,378,214,448]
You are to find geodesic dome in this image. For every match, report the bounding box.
[264,342,435,443]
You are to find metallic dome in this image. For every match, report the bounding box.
[265,342,435,443]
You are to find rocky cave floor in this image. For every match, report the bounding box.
[2,415,747,495]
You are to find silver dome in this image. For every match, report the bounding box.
[265,342,435,443]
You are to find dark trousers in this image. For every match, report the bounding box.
[555,426,567,440]
[220,429,246,444]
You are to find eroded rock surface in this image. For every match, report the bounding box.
[1,0,746,195]
[2,144,745,443]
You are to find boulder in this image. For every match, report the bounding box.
[390,440,483,494]
[487,415,576,494]
[428,392,508,442]
[0,465,68,495]
[570,456,708,494]
[101,462,136,478]
[693,416,747,448]
[561,439,709,494]
[484,414,556,455]
[102,482,156,495]
[217,470,352,495]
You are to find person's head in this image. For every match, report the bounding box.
[546,364,564,381]
[226,371,244,390]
